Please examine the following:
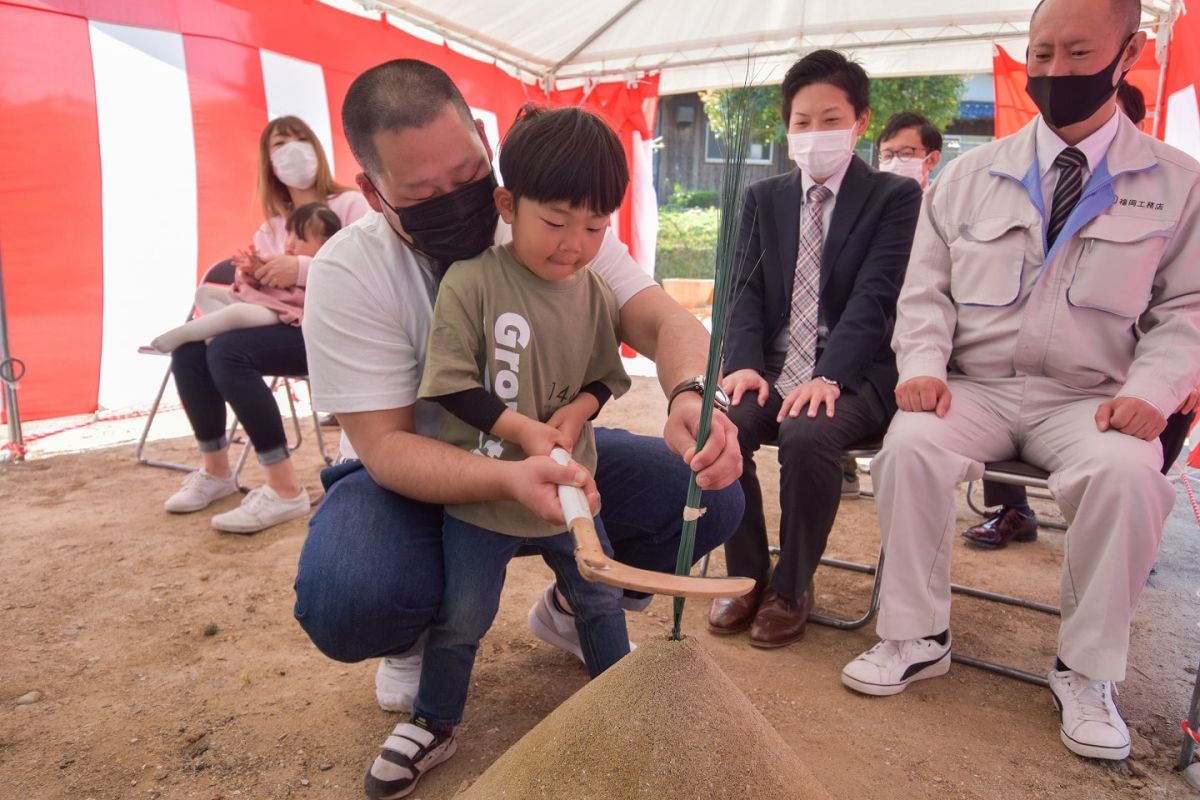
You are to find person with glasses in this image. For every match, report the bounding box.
[877,111,943,191]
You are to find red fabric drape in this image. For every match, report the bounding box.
[0,0,657,421]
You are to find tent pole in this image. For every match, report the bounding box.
[0,243,23,462]
[1152,0,1182,140]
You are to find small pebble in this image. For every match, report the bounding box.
[15,691,42,705]
[318,762,333,771]
[202,623,219,637]
[299,778,310,787]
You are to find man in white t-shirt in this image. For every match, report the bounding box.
[294,60,745,721]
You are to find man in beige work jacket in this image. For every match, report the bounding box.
[840,0,1200,762]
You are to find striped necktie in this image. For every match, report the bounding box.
[776,183,832,396]
[1046,146,1086,250]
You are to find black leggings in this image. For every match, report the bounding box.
[171,324,308,465]
[982,411,1196,507]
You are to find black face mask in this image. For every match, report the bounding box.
[1025,35,1133,129]
[372,172,499,274]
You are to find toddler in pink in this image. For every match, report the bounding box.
[150,203,340,353]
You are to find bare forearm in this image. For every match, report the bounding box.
[360,430,513,504]
[620,286,710,396]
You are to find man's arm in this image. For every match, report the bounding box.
[338,405,596,524]
[892,178,957,385]
[1122,180,1200,415]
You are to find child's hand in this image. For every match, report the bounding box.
[545,394,599,452]
[516,420,572,458]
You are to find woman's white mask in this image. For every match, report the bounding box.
[270,141,319,190]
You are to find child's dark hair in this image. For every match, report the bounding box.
[499,105,628,215]
[780,49,870,123]
[286,202,342,241]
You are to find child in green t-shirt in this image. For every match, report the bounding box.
[364,106,633,799]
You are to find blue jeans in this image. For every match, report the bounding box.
[293,427,745,662]
[413,515,628,728]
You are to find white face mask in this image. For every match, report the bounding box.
[879,154,929,186]
[270,140,319,190]
[787,128,857,180]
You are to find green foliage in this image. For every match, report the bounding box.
[655,207,719,280]
[700,86,785,146]
[864,75,966,141]
[701,75,967,146]
[666,185,719,209]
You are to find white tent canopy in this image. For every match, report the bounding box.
[349,0,1175,93]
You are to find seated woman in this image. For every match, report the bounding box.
[163,115,368,533]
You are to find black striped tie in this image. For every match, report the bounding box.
[1047,146,1086,250]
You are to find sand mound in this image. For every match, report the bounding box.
[455,635,830,800]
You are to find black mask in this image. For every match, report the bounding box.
[371,172,499,274]
[1025,35,1133,129]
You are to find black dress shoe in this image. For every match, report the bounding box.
[962,505,1038,548]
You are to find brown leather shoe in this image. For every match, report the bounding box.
[748,583,815,649]
[962,505,1039,549]
[707,580,766,635]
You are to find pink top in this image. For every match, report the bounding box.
[231,190,370,325]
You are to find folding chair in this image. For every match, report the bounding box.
[135,259,332,486]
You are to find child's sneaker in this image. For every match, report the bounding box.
[527,582,636,665]
[363,720,456,799]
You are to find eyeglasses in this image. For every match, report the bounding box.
[879,146,928,164]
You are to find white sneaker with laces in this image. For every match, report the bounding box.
[841,634,952,696]
[376,639,424,713]
[1048,668,1130,760]
[527,582,635,665]
[164,470,237,513]
[210,484,310,533]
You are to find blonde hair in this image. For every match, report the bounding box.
[256,115,353,222]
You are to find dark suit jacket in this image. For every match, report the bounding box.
[723,156,922,415]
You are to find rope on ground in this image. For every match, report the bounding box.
[1,402,183,457]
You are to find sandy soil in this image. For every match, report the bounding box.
[3,376,1199,799]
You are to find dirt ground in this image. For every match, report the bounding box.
[3,376,1200,799]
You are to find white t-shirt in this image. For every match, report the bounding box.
[303,211,656,460]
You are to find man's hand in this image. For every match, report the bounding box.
[895,376,952,416]
[545,395,599,453]
[720,368,770,407]
[254,254,300,288]
[777,379,840,422]
[504,455,599,526]
[663,391,742,490]
[1096,396,1167,441]
[1177,385,1200,415]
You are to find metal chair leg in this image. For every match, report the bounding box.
[1179,656,1200,770]
[135,362,195,474]
[808,550,883,630]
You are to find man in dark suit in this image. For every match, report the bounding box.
[708,50,922,648]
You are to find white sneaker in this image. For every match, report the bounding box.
[210,485,310,533]
[841,635,952,696]
[376,639,424,713]
[841,472,861,498]
[1049,668,1130,760]
[527,582,635,665]
[164,470,237,513]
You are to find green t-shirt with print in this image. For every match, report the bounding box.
[419,244,630,537]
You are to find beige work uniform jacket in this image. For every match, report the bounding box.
[894,114,1200,415]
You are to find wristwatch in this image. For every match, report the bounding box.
[668,375,731,414]
[817,375,841,389]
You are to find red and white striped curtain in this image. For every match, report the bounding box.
[0,0,659,421]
